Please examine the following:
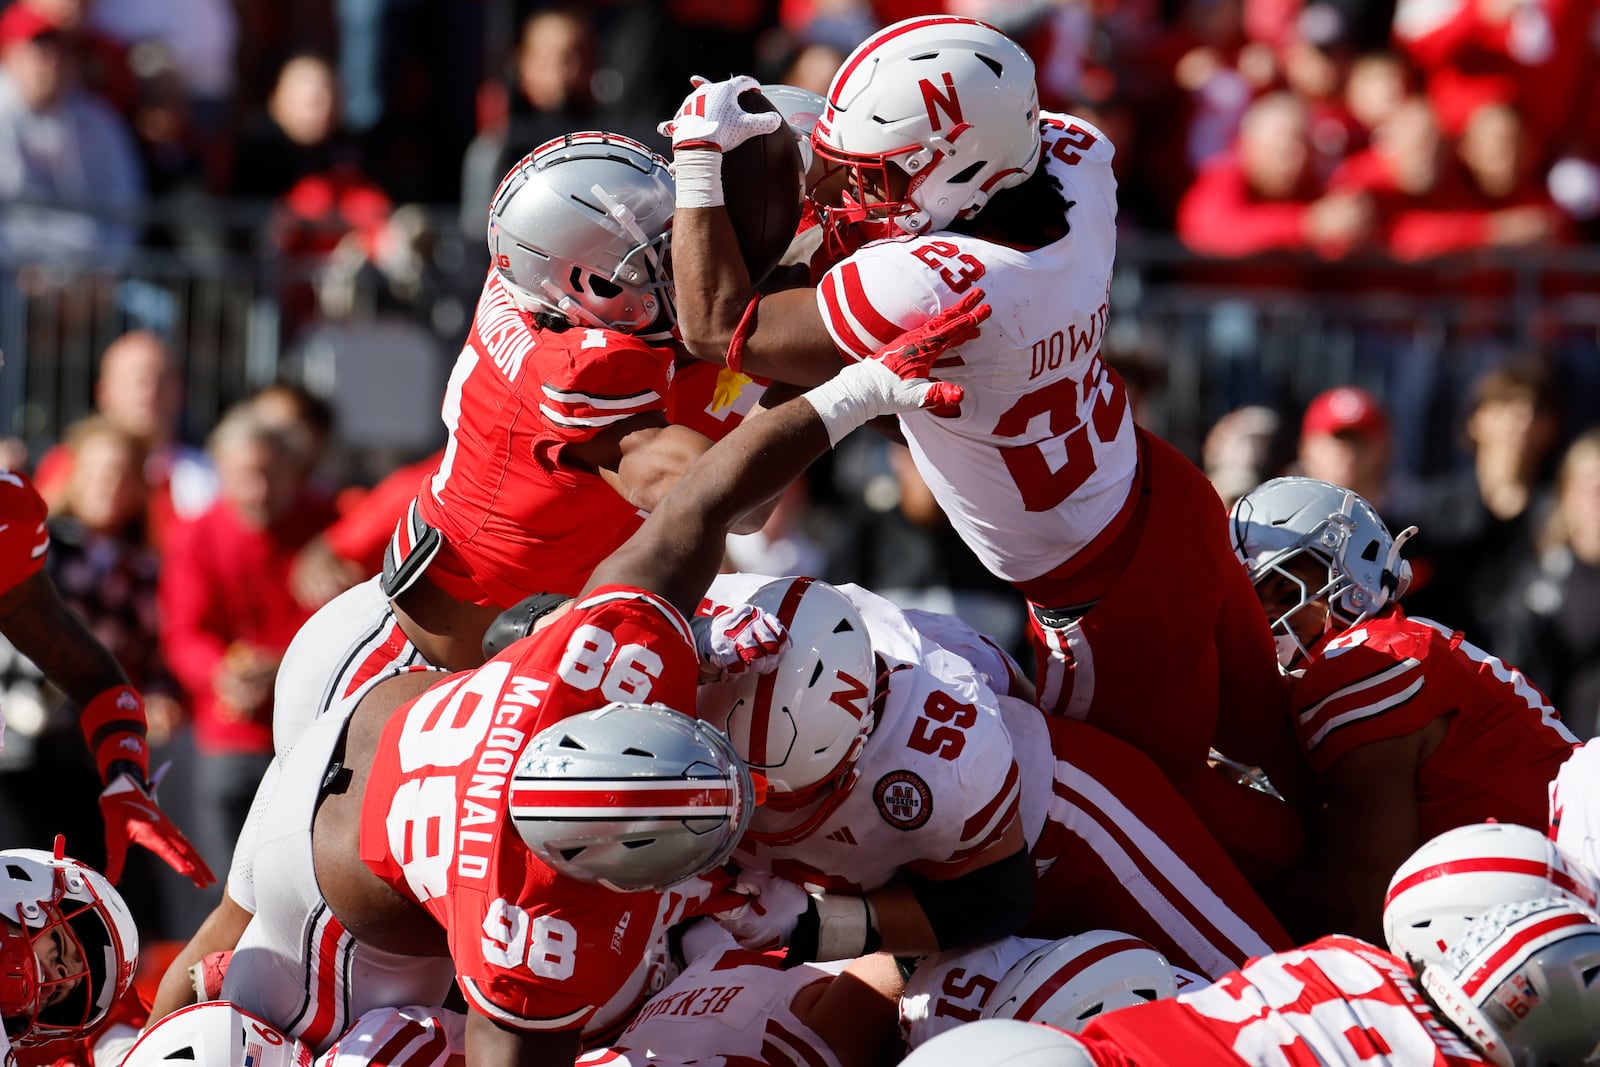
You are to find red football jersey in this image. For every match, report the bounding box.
[415,272,676,607]
[663,362,767,443]
[0,470,50,596]
[1293,606,1577,838]
[1076,937,1492,1066]
[359,585,712,1031]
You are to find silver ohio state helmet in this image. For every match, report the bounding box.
[509,703,755,892]
[1383,822,1599,968]
[984,931,1176,1032]
[1419,898,1600,1067]
[902,1019,1096,1067]
[121,1002,304,1067]
[0,846,138,1048]
[696,578,875,834]
[1228,476,1417,666]
[760,83,826,175]
[813,16,1041,242]
[488,131,676,341]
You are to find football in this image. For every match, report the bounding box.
[720,88,806,286]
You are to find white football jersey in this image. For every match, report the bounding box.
[610,925,843,1067]
[1551,738,1600,879]
[702,575,1022,891]
[816,113,1137,585]
[901,936,1040,1048]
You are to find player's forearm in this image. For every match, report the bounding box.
[149,890,254,1021]
[864,883,940,955]
[587,400,831,615]
[671,205,758,363]
[0,572,131,706]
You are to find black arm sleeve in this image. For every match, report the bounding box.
[904,846,1035,951]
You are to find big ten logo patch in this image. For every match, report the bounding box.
[875,770,932,831]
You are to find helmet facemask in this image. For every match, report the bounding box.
[0,851,132,1049]
[1233,481,1417,669]
[488,132,679,343]
[1251,546,1347,670]
[810,15,1042,259]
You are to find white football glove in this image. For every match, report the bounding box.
[659,74,783,153]
[698,604,789,681]
[803,290,990,446]
[713,871,812,951]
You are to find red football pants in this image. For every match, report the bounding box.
[1025,429,1313,875]
[1024,715,1294,980]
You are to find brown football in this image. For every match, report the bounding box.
[720,89,806,286]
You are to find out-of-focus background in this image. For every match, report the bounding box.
[1,0,1598,955]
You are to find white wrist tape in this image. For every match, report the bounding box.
[812,893,873,961]
[673,148,724,209]
[801,360,910,447]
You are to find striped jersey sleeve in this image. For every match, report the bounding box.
[1293,635,1434,773]
[817,246,944,362]
[534,331,674,439]
[0,469,50,596]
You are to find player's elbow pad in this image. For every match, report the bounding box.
[906,846,1034,951]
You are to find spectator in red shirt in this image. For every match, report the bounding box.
[287,447,444,611]
[1177,90,1375,256]
[33,330,216,552]
[1330,95,1563,259]
[157,399,337,891]
[1391,0,1594,162]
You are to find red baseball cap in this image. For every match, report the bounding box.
[1302,386,1388,439]
[0,5,64,47]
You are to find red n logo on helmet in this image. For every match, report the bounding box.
[919,73,963,133]
[828,670,869,721]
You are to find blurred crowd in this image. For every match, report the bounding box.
[1,0,1597,270]
[2,0,1600,949]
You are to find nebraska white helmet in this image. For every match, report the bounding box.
[509,702,756,892]
[121,1002,304,1067]
[812,16,1041,244]
[488,131,676,341]
[0,846,138,1048]
[696,577,875,837]
[902,1019,1095,1067]
[1383,822,1599,968]
[1228,476,1417,667]
[1419,897,1600,1067]
[984,931,1175,1032]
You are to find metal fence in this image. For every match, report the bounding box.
[4,201,1600,480]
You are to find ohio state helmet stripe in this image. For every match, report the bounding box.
[1383,857,1598,910]
[826,16,989,108]
[751,578,814,767]
[1458,909,1596,996]
[509,781,738,817]
[1013,936,1150,1023]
